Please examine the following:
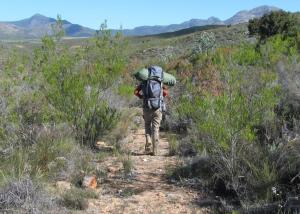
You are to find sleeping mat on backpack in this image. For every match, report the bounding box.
[134,68,176,86]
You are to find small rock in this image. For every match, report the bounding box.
[167,193,179,201]
[88,201,96,208]
[156,192,165,198]
[142,158,148,162]
[56,181,71,190]
[82,175,97,189]
[55,156,67,162]
[95,141,107,146]
[107,166,119,173]
[95,141,114,151]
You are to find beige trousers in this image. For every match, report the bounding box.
[143,108,162,154]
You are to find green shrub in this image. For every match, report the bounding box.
[192,32,216,55]
[275,140,300,182]
[259,35,298,65]
[1,131,76,183]
[33,22,126,147]
[0,149,30,183]
[233,44,261,66]
[248,11,298,40]
[120,154,133,176]
[167,156,213,180]
[168,134,179,156]
[118,84,135,99]
[169,24,300,207]
[173,47,281,206]
[0,122,99,184]
[297,32,300,51]
[61,188,98,210]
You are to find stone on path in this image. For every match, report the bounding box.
[82,175,97,189]
[95,141,114,151]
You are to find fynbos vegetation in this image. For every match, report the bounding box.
[0,19,127,212]
[0,9,299,213]
[166,11,300,212]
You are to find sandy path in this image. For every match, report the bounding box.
[84,129,208,214]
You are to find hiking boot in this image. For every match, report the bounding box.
[144,134,152,154]
[145,145,152,155]
[152,142,158,156]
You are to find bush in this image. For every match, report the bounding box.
[0,124,101,185]
[171,40,285,207]
[248,11,298,40]
[61,188,98,210]
[120,154,133,177]
[168,134,179,156]
[0,20,124,194]
[118,84,135,99]
[33,21,126,147]
[276,140,300,183]
[0,178,37,210]
[168,155,214,180]
[232,43,261,66]
[0,178,61,213]
[192,32,216,55]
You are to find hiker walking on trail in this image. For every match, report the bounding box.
[134,66,168,156]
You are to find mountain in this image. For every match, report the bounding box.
[224,5,281,25]
[0,13,95,39]
[121,17,224,36]
[0,5,281,39]
[123,5,280,36]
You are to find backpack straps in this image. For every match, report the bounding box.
[159,71,164,111]
[146,68,152,109]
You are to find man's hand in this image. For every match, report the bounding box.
[134,85,143,99]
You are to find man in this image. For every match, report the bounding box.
[134,66,168,155]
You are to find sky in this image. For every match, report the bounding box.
[0,0,299,29]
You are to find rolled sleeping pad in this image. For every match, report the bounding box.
[134,68,176,86]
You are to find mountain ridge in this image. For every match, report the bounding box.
[0,5,281,39]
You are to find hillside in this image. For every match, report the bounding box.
[144,25,225,38]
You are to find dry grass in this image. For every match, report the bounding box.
[60,188,98,210]
[0,178,63,213]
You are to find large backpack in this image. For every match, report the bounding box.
[141,66,165,110]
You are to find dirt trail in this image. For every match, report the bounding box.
[84,128,208,214]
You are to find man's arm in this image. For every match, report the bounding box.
[134,85,143,99]
[163,86,169,97]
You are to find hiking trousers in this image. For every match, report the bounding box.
[143,108,162,155]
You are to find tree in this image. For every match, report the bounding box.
[248,11,298,40]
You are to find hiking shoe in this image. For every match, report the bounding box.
[152,145,158,156]
[150,152,156,156]
[145,146,152,155]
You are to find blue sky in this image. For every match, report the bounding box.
[1,0,299,29]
